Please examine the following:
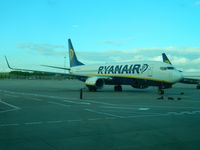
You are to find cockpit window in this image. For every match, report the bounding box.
[167,67,174,70]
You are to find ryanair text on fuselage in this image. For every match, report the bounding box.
[98,64,149,74]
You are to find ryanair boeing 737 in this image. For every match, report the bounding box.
[5,39,183,94]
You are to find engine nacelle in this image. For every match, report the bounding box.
[131,84,149,89]
[85,77,104,89]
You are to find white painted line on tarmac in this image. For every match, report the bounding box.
[0,99,20,109]
[122,110,200,119]
[138,108,150,111]
[48,101,71,107]
[101,109,161,116]
[84,100,115,106]
[101,104,200,110]
[0,123,19,127]
[63,100,90,105]
[4,94,19,98]
[29,97,43,102]
[105,117,116,120]
[1,90,112,106]
[79,102,91,105]
[85,108,123,118]
[0,108,20,114]
[46,120,64,124]
[0,118,105,127]
[101,106,150,111]
[0,90,91,105]
[123,114,168,119]
[87,118,102,121]
[25,122,43,125]
[1,109,200,127]
[67,119,82,122]
[100,106,139,110]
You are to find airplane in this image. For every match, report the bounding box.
[5,39,183,94]
[162,53,200,89]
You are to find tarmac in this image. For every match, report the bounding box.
[0,79,200,150]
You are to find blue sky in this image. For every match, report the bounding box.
[1,0,200,72]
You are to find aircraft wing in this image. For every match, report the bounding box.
[5,56,45,73]
[41,65,71,70]
[180,72,200,84]
[5,56,87,79]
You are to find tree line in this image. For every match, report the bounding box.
[0,71,70,80]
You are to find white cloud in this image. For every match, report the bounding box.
[171,56,189,64]
[185,68,200,72]
[77,48,200,72]
[192,58,200,64]
[151,56,162,61]
[17,43,65,56]
[130,47,200,55]
[100,37,135,47]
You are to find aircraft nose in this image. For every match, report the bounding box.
[173,71,183,83]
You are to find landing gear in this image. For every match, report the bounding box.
[114,85,122,92]
[197,84,200,89]
[158,89,164,95]
[87,86,97,92]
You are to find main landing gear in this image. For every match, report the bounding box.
[197,84,200,89]
[158,88,164,95]
[87,86,97,92]
[114,85,122,92]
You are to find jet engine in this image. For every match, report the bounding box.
[85,77,104,91]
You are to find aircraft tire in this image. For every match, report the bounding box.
[114,85,122,92]
[88,86,97,92]
[158,89,164,95]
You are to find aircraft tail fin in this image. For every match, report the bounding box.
[162,53,172,64]
[68,39,84,67]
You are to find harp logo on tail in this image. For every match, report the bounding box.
[70,49,74,61]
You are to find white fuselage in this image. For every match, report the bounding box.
[70,61,182,85]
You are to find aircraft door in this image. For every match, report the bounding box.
[147,65,153,77]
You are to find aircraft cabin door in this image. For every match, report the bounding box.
[147,65,153,77]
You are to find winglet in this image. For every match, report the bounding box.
[162,53,172,64]
[5,56,13,69]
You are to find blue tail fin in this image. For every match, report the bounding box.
[68,39,84,67]
[162,53,172,64]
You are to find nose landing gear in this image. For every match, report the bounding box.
[197,84,200,89]
[158,89,164,95]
